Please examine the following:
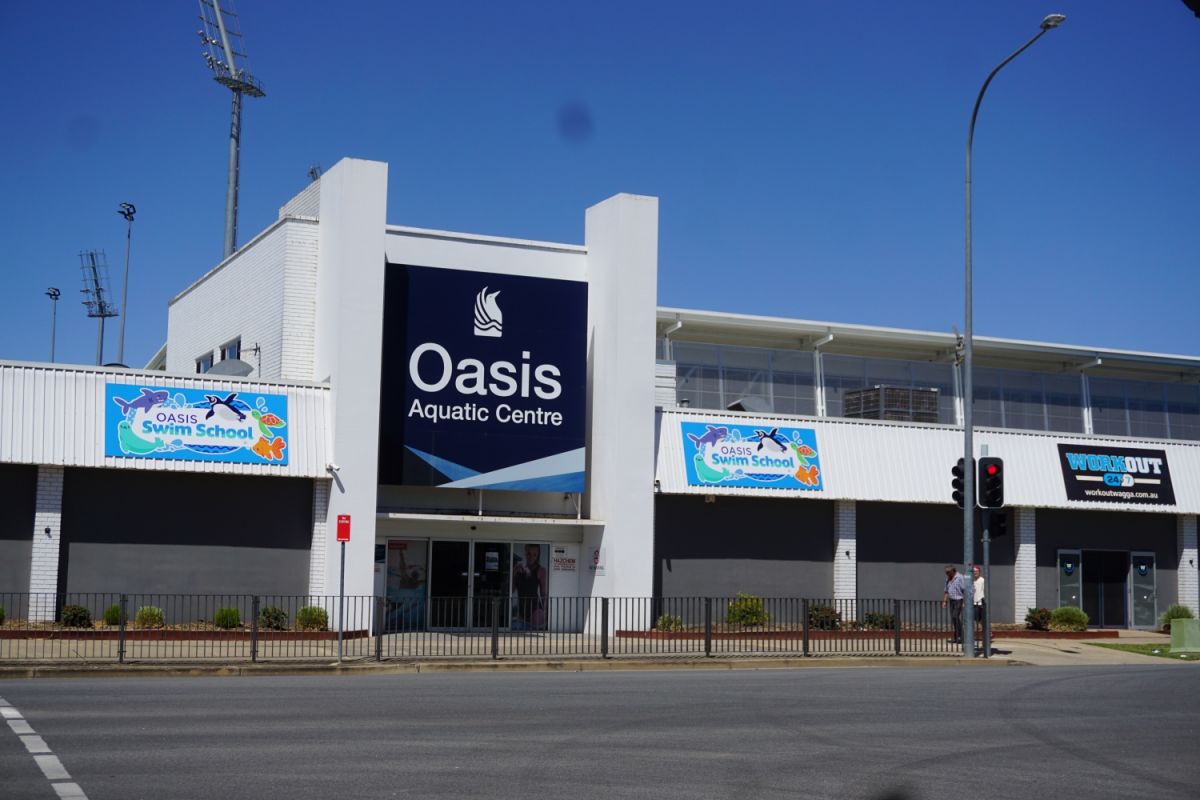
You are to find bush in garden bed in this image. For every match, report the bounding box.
[258,606,289,631]
[1049,606,1089,632]
[135,606,165,629]
[1159,604,1194,633]
[61,604,92,628]
[807,604,842,631]
[654,614,685,632]
[213,607,241,629]
[863,611,894,630]
[296,606,329,631]
[1025,607,1052,631]
[0,604,5,625]
[726,593,770,627]
[103,604,122,627]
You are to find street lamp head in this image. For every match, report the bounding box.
[1040,14,1066,30]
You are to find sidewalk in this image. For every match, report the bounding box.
[0,630,1186,678]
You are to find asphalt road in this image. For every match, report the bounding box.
[1,665,1197,800]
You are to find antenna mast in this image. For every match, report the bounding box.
[197,0,266,259]
[79,250,118,366]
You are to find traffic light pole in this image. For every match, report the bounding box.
[983,510,992,658]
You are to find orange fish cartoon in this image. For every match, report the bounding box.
[252,436,287,461]
[794,464,820,486]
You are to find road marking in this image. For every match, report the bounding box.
[22,734,52,754]
[34,754,71,780]
[0,696,90,799]
[8,718,35,735]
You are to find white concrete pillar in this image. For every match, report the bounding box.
[1178,515,1198,616]
[308,479,330,597]
[28,466,64,622]
[1013,506,1037,623]
[833,500,856,609]
[582,193,659,602]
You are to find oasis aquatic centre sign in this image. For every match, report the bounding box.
[105,384,289,465]
[681,422,823,491]
[1056,443,1175,506]
[377,264,587,492]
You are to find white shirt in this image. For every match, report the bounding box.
[973,575,985,605]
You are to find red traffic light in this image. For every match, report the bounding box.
[986,464,998,476]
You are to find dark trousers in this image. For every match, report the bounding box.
[949,599,964,642]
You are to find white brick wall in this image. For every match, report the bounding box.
[1179,515,1198,616]
[833,500,856,609]
[281,222,319,381]
[1013,506,1037,621]
[28,466,63,621]
[309,479,330,596]
[167,221,289,379]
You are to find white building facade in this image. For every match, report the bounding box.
[1,157,1196,630]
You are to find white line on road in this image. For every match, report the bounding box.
[34,754,71,780]
[0,695,90,799]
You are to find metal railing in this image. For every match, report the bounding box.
[0,593,962,663]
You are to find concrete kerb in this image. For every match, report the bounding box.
[0,654,1023,680]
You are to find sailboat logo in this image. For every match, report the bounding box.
[473,287,503,337]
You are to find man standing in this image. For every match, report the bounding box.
[972,565,986,641]
[941,565,966,644]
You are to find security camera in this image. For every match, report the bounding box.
[326,463,341,473]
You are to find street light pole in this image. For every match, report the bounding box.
[45,288,61,362]
[963,13,1065,659]
[116,202,136,366]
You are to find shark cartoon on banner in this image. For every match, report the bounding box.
[105,384,289,465]
[681,422,823,490]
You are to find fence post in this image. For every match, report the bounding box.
[250,596,260,663]
[600,597,609,659]
[375,595,384,662]
[802,599,810,657]
[491,597,500,660]
[117,593,127,665]
[893,599,901,656]
[704,598,713,658]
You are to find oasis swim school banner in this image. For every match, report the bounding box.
[1056,443,1174,506]
[377,265,587,492]
[682,422,823,491]
[105,384,289,465]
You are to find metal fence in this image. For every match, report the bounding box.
[0,593,963,663]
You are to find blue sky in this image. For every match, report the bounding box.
[1,1,1197,368]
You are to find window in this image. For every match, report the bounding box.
[195,352,214,374]
[221,338,241,361]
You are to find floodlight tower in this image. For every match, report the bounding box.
[45,288,61,363]
[197,0,266,259]
[79,251,118,366]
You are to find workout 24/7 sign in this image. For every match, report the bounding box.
[1056,443,1175,506]
[377,265,587,492]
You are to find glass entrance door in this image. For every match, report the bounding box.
[1130,552,1157,629]
[1082,550,1128,628]
[1058,550,1082,610]
[429,540,470,628]
[472,543,511,630]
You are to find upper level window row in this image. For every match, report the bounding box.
[664,339,1200,441]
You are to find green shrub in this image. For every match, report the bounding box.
[807,603,842,631]
[61,604,92,628]
[655,614,685,632]
[258,606,289,631]
[1159,604,1195,632]
[135,606,165,629]
[103,604,122,627]
[296,606,328,631]
[213,607,241,629]
[0,604,6,625]
[863,611,895,630]
[1025,607,1052,631]
[1049,606,1089,632]
[726,593,770,626]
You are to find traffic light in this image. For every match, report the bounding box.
[989,509,1008,539]
[979,457,1004,508]
[951,458,975,509]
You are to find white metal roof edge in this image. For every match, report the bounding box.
[0,359,331,390]
[656,307,1200,368]
[379,511,604,526]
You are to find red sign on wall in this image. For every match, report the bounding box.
[336,514,351,542]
